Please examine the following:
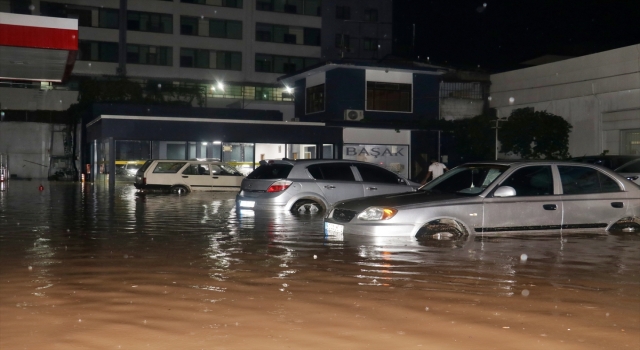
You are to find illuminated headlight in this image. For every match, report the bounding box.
[357,207,398,221]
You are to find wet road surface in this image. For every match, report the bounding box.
[1,181,639,349]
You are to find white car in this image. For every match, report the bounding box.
[134,160,244,194]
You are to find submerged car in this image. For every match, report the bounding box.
[324,161,640,238]
[236,159,420,213]
[615,159,640,185]
[134,159,244,194]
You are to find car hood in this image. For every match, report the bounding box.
[332,190,479,212]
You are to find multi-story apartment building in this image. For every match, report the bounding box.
[0,0,392,119]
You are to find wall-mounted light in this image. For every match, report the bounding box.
[509,97,515,104]
[213,141,222,144]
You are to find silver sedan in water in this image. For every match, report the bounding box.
[324,161,640,239]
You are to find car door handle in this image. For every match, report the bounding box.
[611,202,624,208]
[212,176,219,179]
[324,185,336,189]
[182,176,188,178]
[543,204,557,211]
[366,187,378,191]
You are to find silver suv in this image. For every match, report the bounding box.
[236,159,420,213]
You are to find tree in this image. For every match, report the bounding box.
[499,108,572,159]
[451,113,495,161]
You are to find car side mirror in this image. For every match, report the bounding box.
[494,186,516,197]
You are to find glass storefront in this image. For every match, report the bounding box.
[621,129,640,155]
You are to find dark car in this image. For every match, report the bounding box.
[571,155,639,170]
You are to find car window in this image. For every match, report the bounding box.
[423,164,508,194]
[153,162,186,173]
[136,160,153,176]
[247,164,293,179]
[183,164,210,175]
[558,166,621,194]
[498,166,554,196]
[307,163,356,181]
[353,163,400,184]
[218,163,242,175]
[616,160,640,172]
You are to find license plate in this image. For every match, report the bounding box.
[239,200,255,208]
[325,222,344,235]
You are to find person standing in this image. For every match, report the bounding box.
[422,159,448,184]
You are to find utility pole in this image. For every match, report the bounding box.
[492,117,507,160]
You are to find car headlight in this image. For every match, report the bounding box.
[357,207,398,221]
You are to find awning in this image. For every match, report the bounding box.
[0,12,78,82]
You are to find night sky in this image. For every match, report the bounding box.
[393,0,640,72]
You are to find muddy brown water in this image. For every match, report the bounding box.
[1,182,638,349]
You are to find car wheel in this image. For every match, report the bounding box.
[416,219,468,240]
[291,199,323,214]
[170,185,189,195]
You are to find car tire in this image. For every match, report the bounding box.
[291,199,323,214]
[170,185,189,195]
[416,219,468,240]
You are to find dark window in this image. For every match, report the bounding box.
[306,84,324,114]
[336,5,350,19]
[67,7,93,27]
[99,8,119,29]
[210,19,243,39]
[128,11,173,34]
[78,40,118,62]
[304,0,321,15]
[247,164,293,179]
[366,82,412,112]
[303,28,320,46]
[256,23,272,41]
[363,38,378,51]
[283,33,297,44]
[558,166,621,195]
[153,162,187,173]
[180,48,208,68]
[180,16,199,35]
[180,0,243,8]
[617,160,640,172]
[217,51,242,70]
[127,45,172,66]
[335,34,350,49]
[499,166,554,197]
[354,163,399,184]
[255,54,273,72]
[257,0,321,16]
[364,8,378,22]
[256,0,274,11]
[307,164,355,181]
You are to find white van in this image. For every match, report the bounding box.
[134,160,244,194]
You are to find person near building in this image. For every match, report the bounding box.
[422,159,448,184]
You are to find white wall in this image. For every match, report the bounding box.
[0,122,80,179]
[490,44,640,156]
[343,128,411,145]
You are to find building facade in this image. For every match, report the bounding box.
[490,44,640,157]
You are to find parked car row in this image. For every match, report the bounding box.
[133,157,640,239]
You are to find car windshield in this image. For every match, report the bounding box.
[219,163,242,175]
[420,164,509,195]
[246,164,293,179]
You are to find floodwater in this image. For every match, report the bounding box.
[1,182,638,350]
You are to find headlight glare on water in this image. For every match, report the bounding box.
[357,207,398,221]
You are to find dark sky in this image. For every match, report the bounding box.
[393,0,640,72]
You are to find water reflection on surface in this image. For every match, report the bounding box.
[0,182,639,349]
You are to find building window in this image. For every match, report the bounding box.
[306,84,325,114]
[255,23,319,46]
[336,5,350,19]
[363,38,378,51]
[256,0,321,16]
[364,9,378,22]
[180,0,243,8]
[255,54,319,73]
[40,2,119,29]
[127,45,172,66]
[78,40,119,62]
[366,82,412,112]
[180,48,241,70]
[335,34,350,49]
[127,11,173,34]
[180,16,199,35]
[210,19,243,39]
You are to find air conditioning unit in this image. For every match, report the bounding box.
[344,109,364,121]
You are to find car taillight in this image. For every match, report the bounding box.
[266,180,292,193]
[143,177,146,185]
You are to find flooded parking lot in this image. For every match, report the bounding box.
[1,181,639,349]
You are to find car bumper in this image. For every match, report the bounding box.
[324,218,418,237]
[236,192,289,210]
